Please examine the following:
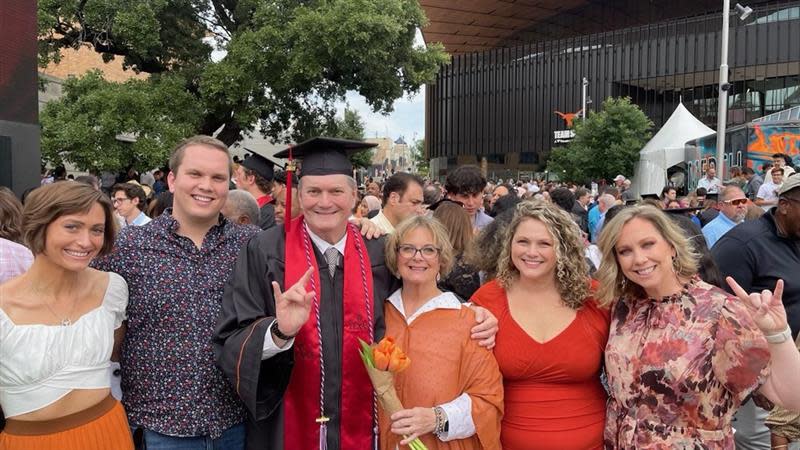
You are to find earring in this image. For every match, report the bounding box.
[436,272,441,282]
[620,277,628,291]
[672,255,681,273]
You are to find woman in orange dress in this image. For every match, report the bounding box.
[471,201,609,450]
[0,183,133,450]
[380,215,503,450]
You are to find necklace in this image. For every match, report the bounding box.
[42,297,79,326]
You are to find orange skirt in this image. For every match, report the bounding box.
[0,395,133,450]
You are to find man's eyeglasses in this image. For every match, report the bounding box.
[112,197,131,205]
[723,198,748,206]
[397,244,440,259]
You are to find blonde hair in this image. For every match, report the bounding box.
[169,135,232,176]
[385,215,454,278]
[495,200,589,309]
[595,205,699,306]
[432,201,473,255]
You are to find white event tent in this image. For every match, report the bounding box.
[632,102,714,196]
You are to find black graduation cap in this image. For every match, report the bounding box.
[640,193,661,201]
[705,193,719,202]
[663,206,703,214]
[274,137,376,177]
[240,149,278,181]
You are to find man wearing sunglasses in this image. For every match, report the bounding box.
[701,186,748,248]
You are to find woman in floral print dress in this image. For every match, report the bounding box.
[595,205,800,449]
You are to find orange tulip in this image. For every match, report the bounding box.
[373,346,390,370]
[376,337,396,354]
[387,347,411,373]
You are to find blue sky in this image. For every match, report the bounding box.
[336,88,425,144]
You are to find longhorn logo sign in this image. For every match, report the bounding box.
[554,109,583,128]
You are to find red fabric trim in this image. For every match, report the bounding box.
[256,194,273,208]
[283,217,374,449]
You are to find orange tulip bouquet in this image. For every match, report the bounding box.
[358,337,427,450]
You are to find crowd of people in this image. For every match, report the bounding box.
[1,136,800,450]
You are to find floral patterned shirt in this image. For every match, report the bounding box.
[604,279,770,449]
[92,210,259,438]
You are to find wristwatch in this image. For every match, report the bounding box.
[764,326,792,344]
[271,320,295,341]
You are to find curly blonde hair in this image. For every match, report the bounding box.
[495,200,589,309]
[595,205,699,307]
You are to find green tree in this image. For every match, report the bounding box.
[410,138,429,177]
[38,0,448,171]
[546,97,653,183]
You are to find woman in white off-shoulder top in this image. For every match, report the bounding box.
[0,182,133,450]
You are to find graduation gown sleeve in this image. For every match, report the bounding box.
[213,227,292,422]
[259,203,276,230]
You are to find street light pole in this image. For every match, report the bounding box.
[582,77,589,121]
[716,0,731,177]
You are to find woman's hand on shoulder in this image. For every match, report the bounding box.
[469,305,498,349]
[726,277,788,335]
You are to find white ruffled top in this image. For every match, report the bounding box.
[0,272,128,417]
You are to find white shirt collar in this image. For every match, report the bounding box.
[386,288,462,324]
[305,222,347,255]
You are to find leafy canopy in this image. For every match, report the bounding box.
[546,97,653,183]
[38,0,447,172]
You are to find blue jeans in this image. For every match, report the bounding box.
[131,423,245,450]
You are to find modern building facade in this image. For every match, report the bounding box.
[422,0,800,179]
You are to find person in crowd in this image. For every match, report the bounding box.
[471,201,609,450]
[613,175,626,190]
[743,167,765,201]
[726,166,747,190]
[0,182,131,449]
[234,152,277,230]
[697,166,723,194]
[221,189,261,227]
[0,187,25,244]
[596,205,800,449]
[757,167,784,211]
[660,186,677,209]
[491,193,521,218]
[551,187,588,234]
[765,334,800,450]
[93,136,259,449]
[75,175,101,191]
[445,165,493,232]
[432,200,481,300]
[152,169,167,194]
[111,183,151,227]
[273,181,300,226]
[467,207,516,284]
[360,194,382,219]
[702,186,747,248]
[213,137,498,449]
[712,174,800,450]
[572,187,591,227]
[698,192,721,226]
[145,191,173,219]
[766,153,796,180]
[367,181,382,198]
[371,172,425,233]
[380,216,503,449]
[590,193,616,243]
[423,184,443,210]
[489,184,513,216]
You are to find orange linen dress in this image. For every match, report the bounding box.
[380,293,504,450]
[471,279,610,450]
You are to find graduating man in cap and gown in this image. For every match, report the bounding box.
[214,137,498,450]
[215,137,398,450]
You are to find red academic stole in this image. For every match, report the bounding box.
[283,216,375,449]
[256,194,273,207]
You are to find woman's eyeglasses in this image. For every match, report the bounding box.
[397,244,440,259]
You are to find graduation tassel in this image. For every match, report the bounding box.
[284,145,295,233]
[316,416,329,450]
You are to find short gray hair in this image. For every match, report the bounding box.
[598,194,616,208]
[226,190,260,224]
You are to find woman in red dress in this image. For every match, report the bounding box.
[471,201,609,450]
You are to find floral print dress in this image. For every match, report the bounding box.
[604,279,771,449]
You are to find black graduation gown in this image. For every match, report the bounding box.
[259,203,276,230]
[213,225,398,450]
